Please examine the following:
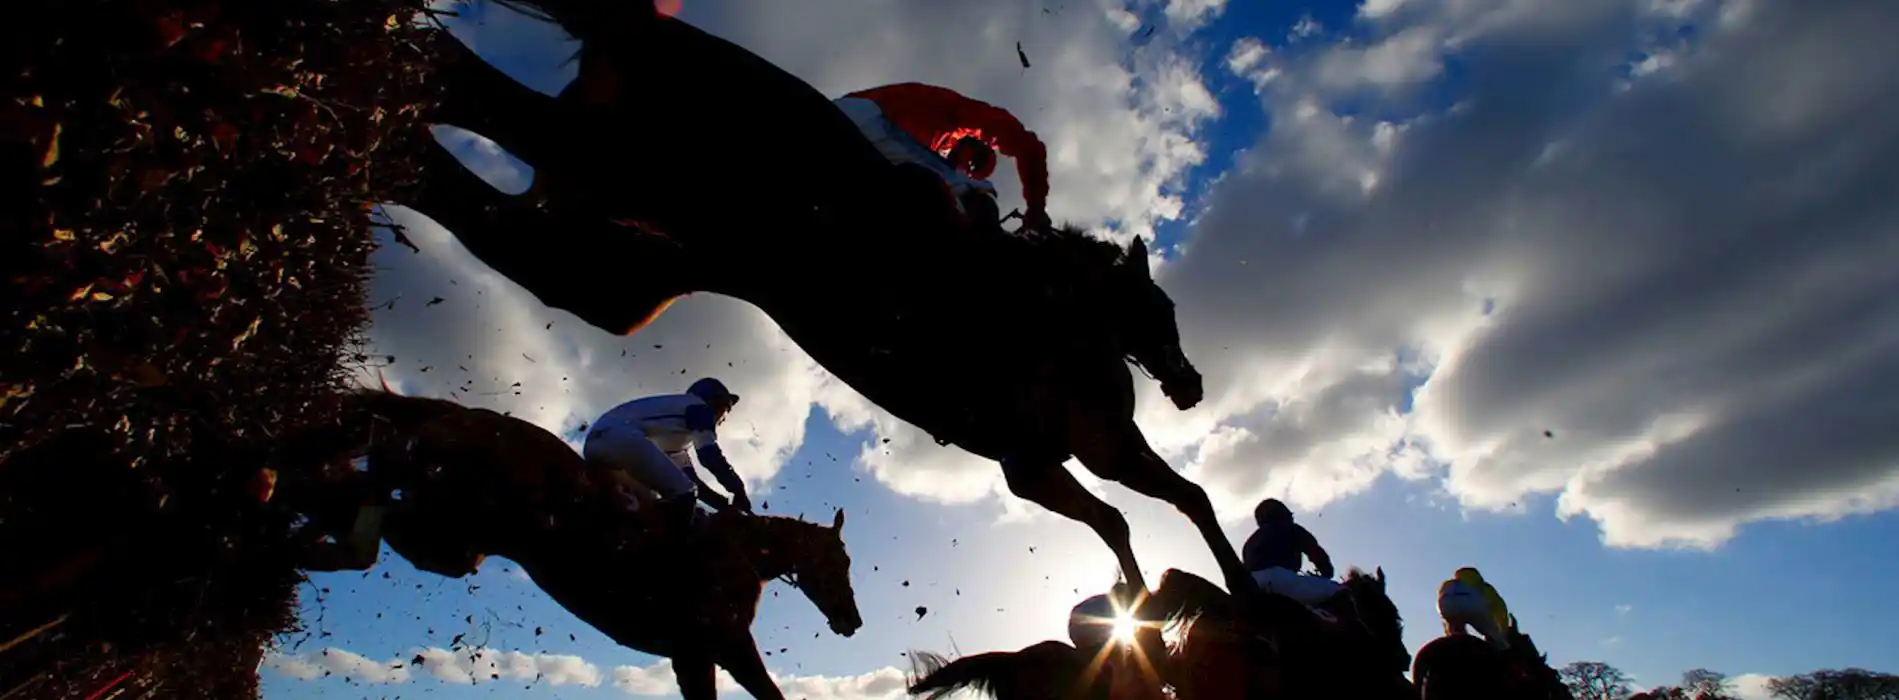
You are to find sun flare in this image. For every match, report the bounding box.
[1111,611,1138,644]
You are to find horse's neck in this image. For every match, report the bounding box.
[716,518,790,580]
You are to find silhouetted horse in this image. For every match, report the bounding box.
[907,569,1412,700]
[402,5,1247,597]
[296,389,862,700]
[1153,568,1414,700]
[1412,616,1570,700]
[906,633,1170,700]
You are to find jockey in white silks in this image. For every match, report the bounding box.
[582,377,754,527]
[1242,498,1346,607]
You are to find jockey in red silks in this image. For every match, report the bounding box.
[832,82,1053,234]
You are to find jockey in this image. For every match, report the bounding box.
[582,378,755,528]
[831,82,1052,234]
[1438,566,1512,650]
[1242,498,1347,607]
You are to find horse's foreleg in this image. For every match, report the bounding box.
[999,457,1146,592]
[1067,415,1253,599]
[715,633,786,700]
[671,651,720,700]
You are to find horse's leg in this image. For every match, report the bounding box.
[714,632,786,700]
[1065,384,1252,597]
[671,651,720,700]
[999,457,1146,592]
[401,144,691,334]
[428,31,565,167]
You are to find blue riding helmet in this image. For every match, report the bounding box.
[686,377,739,409]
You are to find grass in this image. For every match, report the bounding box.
[0,1,443,696]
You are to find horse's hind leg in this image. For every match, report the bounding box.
[999,456,1146,592]
[1066,411,1253,599]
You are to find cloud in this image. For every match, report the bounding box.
[1143,0,1899,548]
[383,0,1228,512]
[1615,603,1633,616]
[609,659,905,700]
[260,648,410,684]
[1727,673,1779,700]
[265,645,900,698]
[413,646,603,686]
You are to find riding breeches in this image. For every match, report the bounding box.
[832,96,998,211]
[581,426,696,503]
[1438,586,1510,649]
[1252,567,1347,606]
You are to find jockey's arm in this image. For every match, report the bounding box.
[1298,525,1336,578]
[685,403,751,509]
[950,98,1050,216]
[1485,584,1511,631]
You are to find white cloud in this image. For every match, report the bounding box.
[266,645,898,697]
[1163,0,1229,32]
[1615,603,1633,616]
[411,646,602,686]
[1225,37,1269,76]
[608,658,904,700]
[1727,673,1779,700]
[260,648,410,684]
[1143,0,1899,549]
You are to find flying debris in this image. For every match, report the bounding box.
[915,606,929,620]
[1016,42,1031,69]
[426,296,444,306]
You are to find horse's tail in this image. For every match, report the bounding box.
[906,641,1082,700]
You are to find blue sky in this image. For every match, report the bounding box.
[265,0,1899,697]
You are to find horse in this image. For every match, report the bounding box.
[400,5,1249,598]
[1150,568,1416,700]
[1412,616,1571,700]
[292,389,863,700]
[905,624,1170,700]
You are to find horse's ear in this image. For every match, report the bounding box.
[1125,236,1150,277]
[1375,566,1385,584]
[832,507,845,532]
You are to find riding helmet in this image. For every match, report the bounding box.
[687,377,740,409]
[1255,497,1293,524]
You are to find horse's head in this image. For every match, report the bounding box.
[1105,235,1203,410]
[748,509,863,637]
[1343,567,1412,675]
[1502,620,1572,700]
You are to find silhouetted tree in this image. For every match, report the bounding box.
[1562,661,1635,700]
[1681,668,1737,700]
[1767,668,1899,700]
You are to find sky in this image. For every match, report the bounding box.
[262,0,1899,698]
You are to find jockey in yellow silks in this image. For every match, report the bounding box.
[1437,566,1512,650]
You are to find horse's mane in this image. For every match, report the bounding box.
[1014,224,1129,269]
[906,641,1086,700]
[1342,568,1402,618]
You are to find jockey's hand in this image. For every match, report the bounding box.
[731,492,754,514]
[1023,208,1052,233]
[1316,565,1336,579]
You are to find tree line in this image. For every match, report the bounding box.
[1560,661,1898,700]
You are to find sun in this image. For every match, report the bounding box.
[1111,610,1138,644]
